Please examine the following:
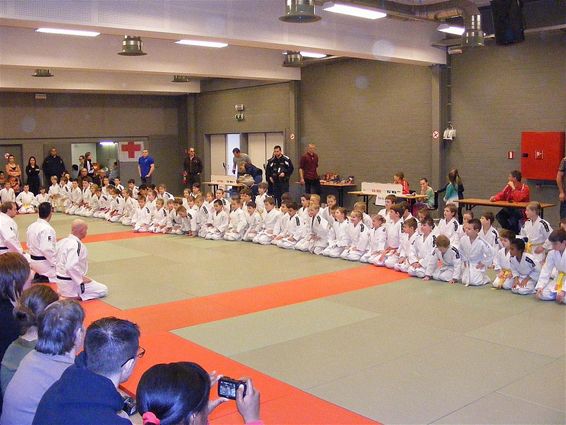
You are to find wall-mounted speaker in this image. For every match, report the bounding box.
[490,0,525,45]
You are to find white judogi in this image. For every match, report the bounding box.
[407,233,437,278]
[362,213,372,228]
[224,208,248,241]
[34,193,50,208]
[243,211,263,241]
[425,246,462,282]
[375,219,403,267]
[253,208,283,245]
[492,247,513,289]
[479,225,500,255]
[436,217,460,247]
[84,194,100,218]
[16,191,35,213]
[520,217,552,264]
[185,209,198,234]
[341,222,369,261]
[389,231,418,271]
[54,234,107,300]
[296,213,329,255]
[0,187,15,203]
[76,187,91,216]
[255,193,267,215]
[0,212,23,255]
[270,212,290,245]
[48,184,62,211]
[378,208,393,224]
[205,210,229,240]
[510,253,540,295]
[322,219,351,258]
[360,226,386,264]
[536,249,566,303]
[197,204,212,238]
[26,218,57,278]
[65,187,82,215]
[459,235,493,286]
[277,214,305,249]
[149,207,168,233]
[120,197,137,225]
[106,196,124,223]
[133,206,152,232]
[129,185,139,199]
[320,206,336,226]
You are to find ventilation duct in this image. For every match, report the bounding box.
[118,36,147,56]
[172,75,191,83]
[279,0,321,23]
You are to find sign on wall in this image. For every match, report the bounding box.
[118,141,144,162]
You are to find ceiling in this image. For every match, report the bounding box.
[0,0,453,94]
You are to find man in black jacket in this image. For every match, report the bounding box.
[266,145,294,206]
[41,148,66,182]
[183,147,203,189]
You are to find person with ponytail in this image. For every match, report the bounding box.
[1,285,58,395]
[137,362,263,425]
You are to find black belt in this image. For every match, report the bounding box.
[0,247,7,250]
[56,275,72,281]
[31,255,47,261]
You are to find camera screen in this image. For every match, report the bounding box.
[219,381,237,399]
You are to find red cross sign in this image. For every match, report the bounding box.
[118,141,144,162]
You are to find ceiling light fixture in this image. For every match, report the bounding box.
[300,51,327,58]
[32,69,54,77]
[36,28,100,37]
[99,141,116,146]
[437,24,466,36]
[322,2,386,20]
[172,75,191,83]
[175,39,228,48]
[118,36,147,56]
[279,0,321,23]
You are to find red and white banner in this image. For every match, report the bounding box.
[118,141,144,162]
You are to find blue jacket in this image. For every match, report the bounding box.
[32,353,129,425]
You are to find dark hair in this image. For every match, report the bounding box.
[14,285,59,333]
[128,179,135,184]
[274,145,282,151]
[548,229,566,243]
[247,201,257,208]
[421,216,434,228]
[192,183,200,189]
[36,300,84,355]
[85,317,140,376]
[468,218,481,231]
[403,217,418,230]
[394,171,405,180]
[264,197,275,206]
[38,202,52,219]
[481,211,495,224]
[139,184,148,191]
[239,187,252,196]
[213,199,223,207]
[420,177,428,183]
[232,148,240,154]
[0,253,30,302]
[27,156,37,167]
[385,194,397,203]
[137,362,210,425]
[510,170,522,182]
[287,201,299,211]
[510,238,525,252]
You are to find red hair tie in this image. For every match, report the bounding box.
[142,411,161,425]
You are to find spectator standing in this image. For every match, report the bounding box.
[266,146,294,206]
[42,149,65,183]
[556,156,566,219]
[299,144,321,195]
[25,157,41,195]
[138,149,155,185]
[5,155,21,194]
[183,147,203,189]
[231,148,251,176]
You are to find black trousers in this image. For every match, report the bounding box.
[271,180,289,207]
[496,208,523,234]
[304,178,321,195]
[187,174,201,189]
[560,201,566,219]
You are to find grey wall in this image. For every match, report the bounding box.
[0,92,185,193]
[449,32,566,225]
[193,83,294,181]
[300,58,433,206]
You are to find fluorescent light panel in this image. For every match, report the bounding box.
[36,28,100,37]
[99,141,116,146]
[300,51,327,58]
[175,39,228,48]
[322,2,386,20]
[437,24,465,35]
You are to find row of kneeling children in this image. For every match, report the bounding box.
[60,179,564,305]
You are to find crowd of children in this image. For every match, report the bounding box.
[27,175,565,305]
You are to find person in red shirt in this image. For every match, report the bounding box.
[299,144,320,195]
[490,170,530,233]
[393,171,410,194]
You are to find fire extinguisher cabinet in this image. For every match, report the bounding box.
[521,132,565,180]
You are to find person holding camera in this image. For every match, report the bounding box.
[266,145,294,207]
[137,361,263,425]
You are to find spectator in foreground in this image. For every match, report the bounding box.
[33,317,141,425]
[137,361,263,425]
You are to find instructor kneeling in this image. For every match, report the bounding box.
[54,219,108,300]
